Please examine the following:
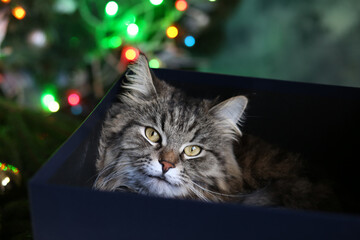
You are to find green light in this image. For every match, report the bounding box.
[105,1,119,16]
[149,58,160,68]
[101,36,122,49]
[149,0,163,6]
[109,36,122,48]
[127,23,139,36]
[0,162,19,174]
[122,13,136,26]
[41,94,55,107]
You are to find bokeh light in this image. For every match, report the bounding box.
[166,26,178,39]
[12,6,26,20]
[71,105,83,115]
[68,93,80,106]
[124,47,139,61]
[48,101,60,112]
[105,1,119,16]
[127,23,139,36]
[2,177,10,187]
[0,162,19,174]
[28,30,47,48]
[149,58,161,68]
[184,35,195,47]
[108,36,122,48]
[175,0,188,11]
[149,0,163,6]
[41,94,55,107]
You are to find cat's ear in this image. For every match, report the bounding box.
[210,96,248,135]
[122,54,157,102]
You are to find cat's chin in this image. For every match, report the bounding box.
[142,175,188,198]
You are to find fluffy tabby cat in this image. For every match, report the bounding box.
[94,55,335,210]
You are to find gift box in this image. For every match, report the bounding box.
[29,69,360,240]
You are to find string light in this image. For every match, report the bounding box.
[1,0,11,4]
[0,162,19,175]
[80,0,186,57]
[67,93,80,106]
[108,36,122,48]
[71,105,83,115]
[127,23,139,36]
[53,0,77,14]
[166,26,178,39]
[175,0,188,12]
[12,6,26,20]
[41,92,60,112]
[123,47,139,61]
[2,177,10,187]
[41,94,55,107]
[149,0,163,6]
[0,164,7,171]
[105,1,119,16]
[28,30,47,48]
[149,58,161,68]
[184,35,195,47]
[48,101,60,112]
[102,36,122,49]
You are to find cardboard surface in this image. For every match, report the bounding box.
[29,69,360,240]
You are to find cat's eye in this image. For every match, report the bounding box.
[184,145,202,157]
[145,127,161,143]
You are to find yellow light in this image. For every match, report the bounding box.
[12,6,26,20]
[166,26,178,39]
[48,101,60,112]
[1,0,11,3]
[2,177,10,187]
[125,48,137,61]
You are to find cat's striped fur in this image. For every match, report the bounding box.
[94,55,337,210]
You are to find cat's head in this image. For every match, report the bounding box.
[94,55,247,202]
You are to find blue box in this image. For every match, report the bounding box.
[29,69,360,240]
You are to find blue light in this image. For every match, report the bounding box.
[71,105,83,115]
[184,36,195,47]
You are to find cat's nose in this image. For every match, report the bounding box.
[159,160,175,174]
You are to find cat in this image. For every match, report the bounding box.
[93,54,337,211]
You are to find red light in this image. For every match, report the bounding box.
[68,93,80,106]
[175,0,188,11]
[123,47,139,61]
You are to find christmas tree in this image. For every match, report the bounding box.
[0,0,241,238]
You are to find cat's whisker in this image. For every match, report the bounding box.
[96,161,134,189]
[186,184,210,202]
[179,176,215,201]
[94,161,119,186]
[181,176,243,199]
